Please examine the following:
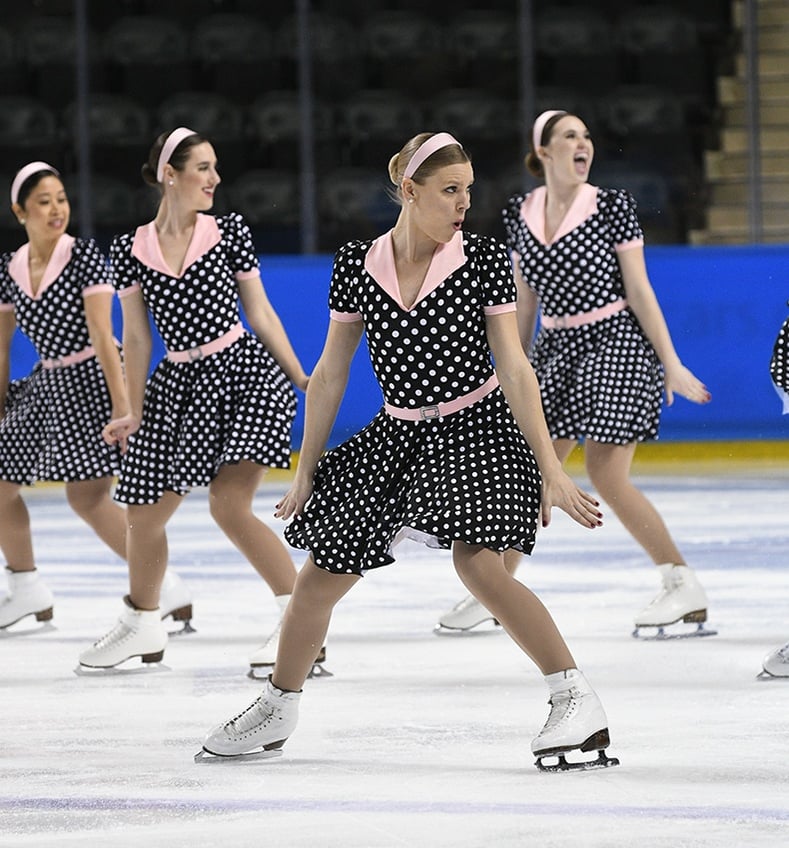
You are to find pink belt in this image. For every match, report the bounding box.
[41,345,96,369]
[166,322,245,363]
[385,374,500,421]
[541,298,628,330]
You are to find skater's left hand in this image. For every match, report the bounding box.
[664,363,711,406]
[275,473,313,520]
[102,413,139,454]
[540,469,603,530]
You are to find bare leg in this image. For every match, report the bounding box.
[453,541,575,674]
[0,481,34,572]
[209,461,297,597]
[501,439,578,577]
[584,440,684,565]
[65,477,127,560]
[272,558,359,691]
[127,492,183,610]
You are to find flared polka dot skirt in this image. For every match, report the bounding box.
[285,388,541,575]
[115,333,297,504]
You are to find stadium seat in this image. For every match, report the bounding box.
[535,7,617,91]
[339,89,423,166]
[190,14,278,96]
[616,6,705,97]
[63,94,149,175]
[318,166,396,247]
[156,92,246,180]
[103,16,190,104]
[246,91,334,169]
[360,11,447,93]
[228,169,300,227]
[0,97,60,165]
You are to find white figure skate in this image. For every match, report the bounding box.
[532,669,619,772]
[758,641,789,679]
[0,568,54,629]
[434,594,501,634]
[632,564,717,640]
[159,569,195,634]
[78,598,167,669]
[248,594,331,679]
[197,677,301,761]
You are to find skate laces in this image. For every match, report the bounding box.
[227,696,275,736]
[91,619,134,649]
[541,688,580,734]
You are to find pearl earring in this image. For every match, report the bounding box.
[168,180,174,186]
[408,198,414,204]
[19,218,26,225]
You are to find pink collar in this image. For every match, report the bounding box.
[520,183,598,246]
[364,230,467,311]
[131,213,221,278]
[8,234,75,300]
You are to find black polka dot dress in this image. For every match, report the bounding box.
[0,235,121,484]
[110,213,296,505]
[502,184,663,444]
[285,231,541,576]
[769,315,789,412]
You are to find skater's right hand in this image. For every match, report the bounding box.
[540,468,603,530]
[275,473,313,520]
[102,413,140,454]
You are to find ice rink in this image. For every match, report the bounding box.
[2,465,788,848]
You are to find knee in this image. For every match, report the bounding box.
[452,543,491,592]
[208,489,249,532]
[66,483,105,518]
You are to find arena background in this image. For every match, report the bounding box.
[3,0,788,461]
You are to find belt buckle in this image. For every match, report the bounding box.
[187,346,204,362]
[554,314,568,329]
[419,404,441,420]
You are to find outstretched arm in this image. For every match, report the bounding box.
[275,318,364,520]
[618,247,711,406]
[486,310,602,530]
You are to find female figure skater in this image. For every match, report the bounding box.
[79,129,312,671]
[760,313,789,677]
[437,110,713,639]
[0,162,127,629]
[199,132,619,772]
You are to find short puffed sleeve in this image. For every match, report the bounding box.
[108,232,138,293]
[73,238,111,293]
[0,252,13,308]
[473,235,517,314]
[220,213,260,278]
[599,188,644,248]
[328,242,363,321]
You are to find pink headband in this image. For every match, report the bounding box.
[10,161,60,206]
[403,132,462,181]
[532,110,567,152]
[156,127,197,183]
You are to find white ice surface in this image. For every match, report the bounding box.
[1,471,788,848]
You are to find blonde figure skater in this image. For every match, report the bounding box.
[199,132,619,772]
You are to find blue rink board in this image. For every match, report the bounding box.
[8,244,789,447]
